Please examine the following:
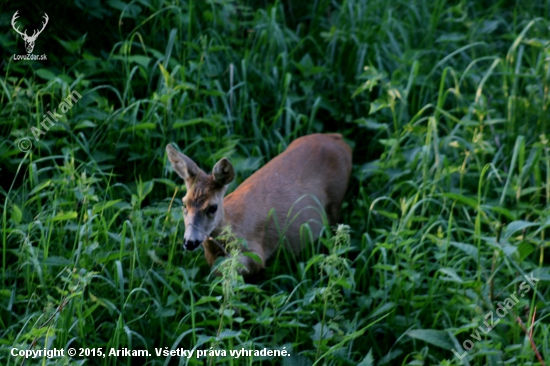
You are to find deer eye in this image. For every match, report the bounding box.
[207,204,218,215]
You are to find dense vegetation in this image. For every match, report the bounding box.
[1,0,549,365]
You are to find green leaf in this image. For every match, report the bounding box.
[48,211,78,222]
[29,180,51,196]
[74,120,97,129]
[378,349,403,365]
[282,354,311,366]
[44,256,73,266]
[92,199,122,215]
[517,242,535,262]
[373,209,398,219]
[488,206,516,221]
[335,277,353,290]
[438,268,464,283]
[121,122,156,132]
[354,118,388,130]
[441,193,478,209]
[368,302,396,319]
[311,322,333,342]
[369,99,389,114]
[242,251,262,264]
[504,221,538,241]
[217,330,241,340]
[357,349,374,366]
[172,118,219,129]
[158,63,170,87]
[128,55,152,68]
[154,178,176,188]
[55,34,87,54]
[436,33,466,43]
[450,241,478,258]
[372,264,396,271]
[351,79,378,98]
[11,204,22,224]
[200,89,225,97]
[35,69,57,81]
[407,329,453,350]
[97,251,132,263]
[156,307,176,318]
[378,139,397,147]
[195,296,221,306]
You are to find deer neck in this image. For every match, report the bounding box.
[211,205,229,238]
[202,206,230,265]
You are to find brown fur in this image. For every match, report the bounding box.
[168,133,352,276]
[186,172,216,209]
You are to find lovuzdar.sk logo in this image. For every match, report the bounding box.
[11,10,48,61]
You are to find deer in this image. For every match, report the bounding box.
[11,11,49,54]
[166,133,352,276]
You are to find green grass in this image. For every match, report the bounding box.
[1,0,550,365]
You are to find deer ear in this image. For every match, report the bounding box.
[166,145,199,184]
[212,158,235,186]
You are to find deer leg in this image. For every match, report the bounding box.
[327,203,342,225]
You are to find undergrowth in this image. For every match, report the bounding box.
[1,0,550,365]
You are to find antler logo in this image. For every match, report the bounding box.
[11,11,49,54]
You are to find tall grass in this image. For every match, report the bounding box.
[1,0,549,365]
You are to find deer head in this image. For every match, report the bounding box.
[11,11,49,54]
[166,145,235,251]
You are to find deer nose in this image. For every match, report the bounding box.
[183,240,202,251]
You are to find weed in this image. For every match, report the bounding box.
[1,0,549,365]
